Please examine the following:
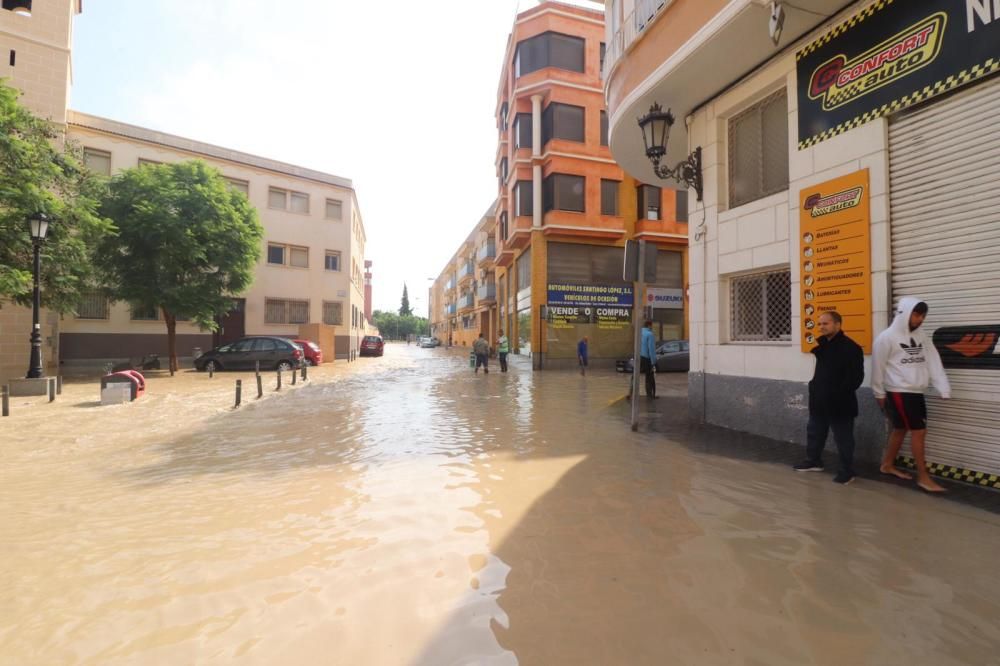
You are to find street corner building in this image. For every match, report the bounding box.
[0,0,371,381]
[429,1,690,369]
[603,0,1000,483]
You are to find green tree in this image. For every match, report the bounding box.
[0,79,112,310]
[97,160,263,372]
[372,309,428,341]
[399,283,414,317]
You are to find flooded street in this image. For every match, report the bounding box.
[2,344,1000,665]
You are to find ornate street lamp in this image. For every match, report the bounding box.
[637,103,704,202]
[26,212,50,379]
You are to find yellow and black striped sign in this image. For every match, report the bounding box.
[895,456,1000,490]
[797,0,1000,149]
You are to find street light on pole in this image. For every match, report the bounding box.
[26,212,50,379]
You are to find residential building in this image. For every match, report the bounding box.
[0,0,80,382]
[62,112,367,362]
[492,0,688,370]
[603,0,1000,479]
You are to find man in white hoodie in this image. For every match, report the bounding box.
[871,297,951,493]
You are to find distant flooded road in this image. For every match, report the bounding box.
[2,344,999,665]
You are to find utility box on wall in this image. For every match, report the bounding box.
[297,323,336,364]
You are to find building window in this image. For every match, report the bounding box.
[130,303,159,321]
[516,248,532,291]
[267,244,286,265]
[514,181,533,217]
[324,250,341,271]
[75,291,110,320]
[499,211,509,241]
[637,184,661,220]
[499,102,509,131]
[137,158,162,168]
[265,298,310,324]
[543,173,585,213]
[601,179,619,216]
[514,113,532,149]
[499,157,508,185]
[730,269,792,342]
[600,42,607,77]
[269,187,310,213]
[515,32,585,77]
[542,103,584,144]
[225,177,249,196]
[728,88,789,208]
[325,199,343,220]
[82,148,111,176]
[600,111,609,147]
[676,190,689,223]
[323,301,344,325]
[289,246,309,268]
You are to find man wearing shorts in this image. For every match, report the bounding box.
[473,333,490,374]
[872,297,951,493]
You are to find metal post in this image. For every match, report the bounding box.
[48,378,55,402]
[2,385,9,417]
[235,379,242,408]
[255,361,260,374]
[256,373,263,398]
[26,240,43,379]
[209,366,214,379]
[291,367,297,385]
[630,240,646,432]
[56,375,63,395]
[301,364,307,381]
[276,370,282,390]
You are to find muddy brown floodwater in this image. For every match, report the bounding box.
[2,344,1000,665]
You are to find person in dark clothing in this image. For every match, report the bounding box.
[577,336,588,376]
[793,311,865,484]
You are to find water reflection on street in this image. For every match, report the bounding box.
[2,344,1000,665]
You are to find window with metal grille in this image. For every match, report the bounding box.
[600,111,609,146]
[130,303,159,321]
[601,179,619,216]
[728,89,788,209]
[82,148,111,176]
[323,301,343,325]
[264,298,309,324]
[75,291,110,319]
[730,269,791,341]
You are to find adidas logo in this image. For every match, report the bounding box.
[900,338,925,364]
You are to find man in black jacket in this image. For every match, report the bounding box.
[793,311,865,484]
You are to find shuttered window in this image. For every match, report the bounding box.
[728,89,788,208]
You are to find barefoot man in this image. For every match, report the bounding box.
[872,298,951,493]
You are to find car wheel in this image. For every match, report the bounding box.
[205,360,221,372]
[276,360,294,372]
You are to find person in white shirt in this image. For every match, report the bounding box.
[871,297,951,493]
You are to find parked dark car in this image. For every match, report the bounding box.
[616,340,690,373]
[360,335,384,357]
[292,339,323,366]
[195,336,303,372]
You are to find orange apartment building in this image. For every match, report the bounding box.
[492,1,688,369]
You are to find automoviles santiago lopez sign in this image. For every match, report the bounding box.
[796,0,1000,149]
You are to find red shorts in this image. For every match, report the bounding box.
[885,392,927,431]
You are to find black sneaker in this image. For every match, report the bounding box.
[833,471,856,485]
[793,461,824,472]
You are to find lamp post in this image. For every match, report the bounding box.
[26,212,50,379]
[637,103,703,202]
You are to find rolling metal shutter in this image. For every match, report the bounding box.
[888,76,1000,477]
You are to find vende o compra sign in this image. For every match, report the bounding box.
[796,0,1000,149]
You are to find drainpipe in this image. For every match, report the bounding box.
[531,93,543,229]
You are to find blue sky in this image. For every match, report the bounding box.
[70,0,604,315]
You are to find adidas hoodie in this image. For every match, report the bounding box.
[871,296,951,399]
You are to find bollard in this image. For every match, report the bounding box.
[291,367,297,385]
[235,379,242,408]
[56,375,63,395]
[255,361,260,374]
[2,385,9,417]
[48,378,55,403]
[301,364,307,381]
[276,370,282,391]
[209,366,214,379]
[256,373,263,399]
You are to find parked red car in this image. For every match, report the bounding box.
[292,339,323,366]
[360,335,384,357]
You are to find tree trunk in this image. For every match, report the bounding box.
[163,307,178,374]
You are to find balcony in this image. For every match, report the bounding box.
[477,282,496,303]
[458,261,475,284]
[458,293,475,311]
[445,303,457,315]
[602,0,670,82]
[445,276,456,292]
[477,240,496,267]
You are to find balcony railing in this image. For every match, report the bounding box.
[445,303,457,315]
[445,277,456,291]
[477,241,496,263]
[477,283,496,301]
[458,261,475,280]
[603,0,670,80]
[460,293,475,309]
